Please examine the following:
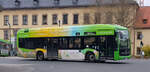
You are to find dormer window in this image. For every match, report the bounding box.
[143,19,148,24]
[33,0,39,6]
[15,0,20,7]
[54,0,60,5]
[72,0,79,5]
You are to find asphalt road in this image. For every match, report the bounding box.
[0,57,150,72]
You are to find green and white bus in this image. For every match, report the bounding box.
[17,24,131,62]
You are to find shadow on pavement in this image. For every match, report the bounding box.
[20,58,131,64]
[100,61,131,64]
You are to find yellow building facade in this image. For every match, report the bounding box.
[134,29,150,55]
[0,7,99,39]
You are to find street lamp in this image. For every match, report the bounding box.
[7,22,13,56]
[58,20,61,27]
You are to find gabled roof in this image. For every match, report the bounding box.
[0,0,137,10]
[135,6,150,29]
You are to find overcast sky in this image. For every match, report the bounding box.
[144,0,150,6]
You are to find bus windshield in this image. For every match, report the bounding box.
[118,30,129,48]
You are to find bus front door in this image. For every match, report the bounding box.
[47,38,58,59]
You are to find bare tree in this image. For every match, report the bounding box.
[94,0,103,24]
[93,0,139,27]
[113,0,138,27]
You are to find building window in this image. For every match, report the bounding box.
[4,30,9,40]
[105,12,112,24]
[4,15,9,26]
[137,32,143,40]
[15,0,20,7]
[143,19,147,24]
[72,0,79,5]
[32,15,38,25]
[42,15,47,25]
[13,15,18,25]
[84,13,90,24]
[22,15,28,25]
[73,14,79,24]
[52,14,58,25]
[33,0,39,6]
[54,0,60,5]
[63,14,68,24]
[95,12,101,24]
[137,47,141,55]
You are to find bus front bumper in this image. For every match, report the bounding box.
[114,51,131,61]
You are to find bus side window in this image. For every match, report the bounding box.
[69,38,73,48]
[68,37,81,49]
[50,38,59,48]
[60,38,68,49]
[97,36,106,48]
[25,38,34,49]
[19,38,23,48]
[84,37,96,48]
[74,37,81,49]
[35,38,46,49]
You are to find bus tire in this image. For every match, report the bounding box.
[36,51,44,61]
[86,52,96,62]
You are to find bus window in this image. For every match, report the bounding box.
[76,32,80,36]
[74,38,81,48]
[50,38,59,49]
[69,38,73,48]
[52,38,58,44]
[60,38,68,49]
[84,32,96,35]
[98,37,106,43]
[19,38,24,48]
[19,38,46,49]
[118,30,129,48]
[68,37,81,49]
[84,37,96,48]
[24,39,34,49]
[96,36,106,49]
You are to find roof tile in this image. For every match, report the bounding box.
[0,0,137,9]
[136,6,150,28]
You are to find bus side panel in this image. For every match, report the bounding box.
[18,48,36,58]
[58,50,85,60]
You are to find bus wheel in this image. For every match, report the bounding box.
[86,53,96,62]
[36,52,44,61]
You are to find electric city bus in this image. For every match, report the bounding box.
[17,24,131,62]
